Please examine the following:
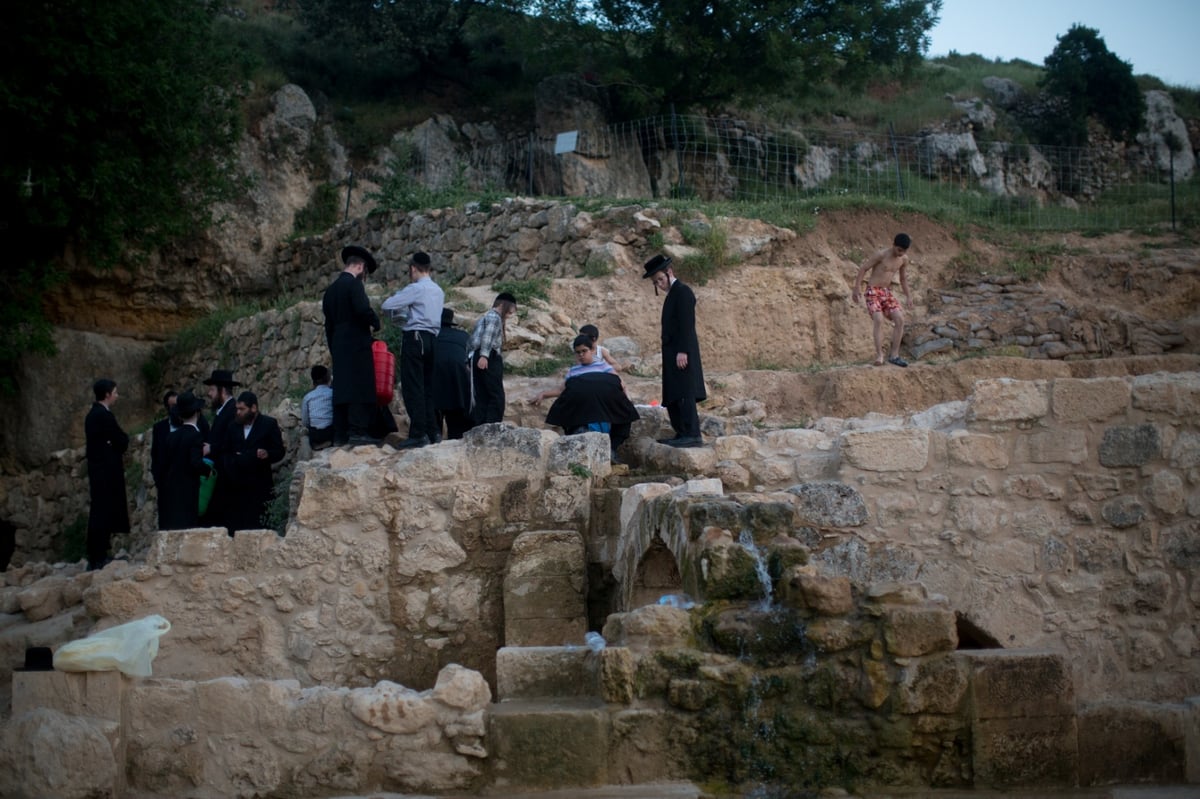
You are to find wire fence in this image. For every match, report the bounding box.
[434,113,1197,232]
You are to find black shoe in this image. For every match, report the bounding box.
[347,435,382,447]
[429,433,442,444]
[656,436,681,445]
[667,436,703,448]
[396,435,430,449]
[887,356,909,368]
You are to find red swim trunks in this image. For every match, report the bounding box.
[864,286,901,316]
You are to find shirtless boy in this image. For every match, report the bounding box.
[852,232,913,367]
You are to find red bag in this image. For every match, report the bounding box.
[373,340,395,405]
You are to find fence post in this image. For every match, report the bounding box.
[528,133,535,196]
[343,169,354,223]
[888,122,905,201]
[1170,148,1177,232]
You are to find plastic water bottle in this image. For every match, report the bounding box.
[584,631,606,652]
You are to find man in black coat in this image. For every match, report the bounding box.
[643,255,706,447]
[433,308,472,441]
[323,245,381,446]
[223,391,286,532]
[84,378,130,570]
[201,368,240,531]
[159,391,209,531]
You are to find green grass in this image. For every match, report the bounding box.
[507,353,573,377]
[491,277,551,306]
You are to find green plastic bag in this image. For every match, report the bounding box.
[198,458,216,515]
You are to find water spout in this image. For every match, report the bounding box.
[738,529,773,610]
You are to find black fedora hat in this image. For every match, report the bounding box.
[642,254,672,279]
[175,390,205,418]
[15,646,54,672]
[202,369,241,387]
[441,308,455,326]
[341,245,378,274]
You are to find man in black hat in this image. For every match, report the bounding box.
[225,391,286,532]
[643,255,706,447]
[84,378,130,570]
[202,368,240,528]
[323,245,382,446]
[160,390,209,531]
[433,308,472,441]
[381,251,444,448]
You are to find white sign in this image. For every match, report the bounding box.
[554,131,578,155]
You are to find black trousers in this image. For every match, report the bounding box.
[400,330,437,439]
[666,396,700,438]
[333,402,375,444]
[472,351,506,425]
[436,408,473,440]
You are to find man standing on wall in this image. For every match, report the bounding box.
[468,292,518,425]
[643,255,706,448]
[224,391,286,532]
[84,378,130,570]
[201,368,239,530]
[323,244,382,446]
[381,251,444,449]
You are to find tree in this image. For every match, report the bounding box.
[584,0,942,109]
[1039,24,1143,146]
[0,0,243,390]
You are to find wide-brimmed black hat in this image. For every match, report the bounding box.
[202,369,241,387]
[175,390,205,418]
[441,308,456,326]
[341,245,378,274]
[15,646,54,672]
[642,254,672,279]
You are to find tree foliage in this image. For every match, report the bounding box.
[0,0,244,389]
[1039,24,1143,146]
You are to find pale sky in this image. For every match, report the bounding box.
[928,0,1199,88]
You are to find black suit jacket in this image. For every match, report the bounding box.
[84,402,130,535]
[660,279,706,403]
[223,413,286,531]
[159,424,207,530]
[323,271,381,406]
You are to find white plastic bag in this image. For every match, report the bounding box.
[53,615,171,677]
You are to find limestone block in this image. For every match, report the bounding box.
[81,576,151,619]
[787,482,868,527]
[608,707,688,783]
[487,698,610,790]
[760,427,834,455]
[602,605,692,651]
[803,617,874,653]
[1099,423,1162,467]
[1101,495,1146,528]
[897,654,969,714]
[147,528,232,568]
[787,570,853,615]
[970,378,1049,422]
[464,424,553,479]
[1171,430,1200,470]
[547,431,611,479]
[1187,696,1200,784]
[537,473,592,525]
[1131,372,1200,416]
[15,574,69,621]
[349,679,438,734]
[1077,701,1186,785]
[1162,520,1200,569]
[504,530,586,646]
[971,715,1078,788]
[431,663,492,710]
[946,431,1010,469]
[841,428,930,472]
[1051,377,1130,422]
[11,669,126,720]
[379,749,481,793]
[961,649,1074,720]
[749,454,798,485]
[0,707,120,799]
[599,646,636,704]
[882,605,957,656]
[1025,429,1088,464]
[712,434,757,461]
[496,646,597,700]
[1148,469,1186,514]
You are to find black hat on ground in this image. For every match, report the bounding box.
[642,254,672,279]
[341,245,378,274]
[202,369,241,387]
[175,390,205,418]
[15,646,54,672]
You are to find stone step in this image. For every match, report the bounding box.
[495,645,600,701]
[323,783,704,799]
[487,697,611,791]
